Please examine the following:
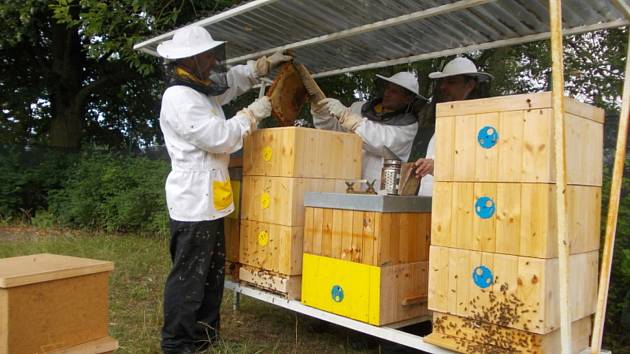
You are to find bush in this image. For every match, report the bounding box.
[48,153,170,234]
[0,145,77,220]
[602,161,630,353]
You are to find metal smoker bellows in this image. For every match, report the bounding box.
[380,159,401,195]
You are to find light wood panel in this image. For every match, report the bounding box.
[431,182,601,258]
[242,127,363,179]
[303,208,431,266]
[427,246,599,334]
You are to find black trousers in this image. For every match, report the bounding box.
[161,218,225,354]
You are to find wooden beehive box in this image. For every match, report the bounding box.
[425,313,591,354]
[45,336,119,354]
[0,254,114,354]
[427,245,598,334]
[239,220,303,275]
[431,182,601,258]
[301,254,430,326]
[241,176,346,226]
[303,193,432,266]
[434,92,604,185]
[242,127,362,179]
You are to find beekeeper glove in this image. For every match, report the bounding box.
[255,51,293,76]
[311,97,329,116]
[240,96,272,126]
[323,98,363,131]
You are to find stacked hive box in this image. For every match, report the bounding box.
[0,253,118,354]
[238,127,362,299]
[301,193,432,326]
[424,92,604,353]
[224,157,243,279]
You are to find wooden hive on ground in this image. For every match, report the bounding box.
[301,193,432,325]
[425,92,604,353]
[239,127,362,299]
[0,253,117,354]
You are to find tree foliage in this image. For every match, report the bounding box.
[0,0,238,150]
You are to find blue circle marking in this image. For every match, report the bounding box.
[331,285,344,302]
[472,265,494,288]
[475,196,495,219]
[478,126,499,149]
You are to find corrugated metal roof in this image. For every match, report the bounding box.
[134,0,629,78]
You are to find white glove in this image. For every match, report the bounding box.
[239,96,271,126]
[254,51,293,76]
[322,98,349,117]
[322,98,363,131]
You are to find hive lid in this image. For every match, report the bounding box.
[0,253,114,288]
[435,92,604,123]
[304,192,432,212]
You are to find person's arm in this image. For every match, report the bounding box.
[215,63,258,106]
[310,99,347,132]
[217,52,293,105]
[355,120,417,161]
[414,134,435,179]
[164,87,269,154]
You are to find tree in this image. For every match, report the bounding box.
[0,0,237,150]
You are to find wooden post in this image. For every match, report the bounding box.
[590,32,630,354]
[548,0,571,353]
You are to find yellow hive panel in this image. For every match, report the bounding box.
[302,254,429,326]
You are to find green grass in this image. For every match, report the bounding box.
[0,226,386,354]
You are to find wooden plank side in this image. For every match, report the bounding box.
[474,112,500,181]
[312,207,324,256]
[428,245,449,313]
[416,213,431,261]
[351,210,364,263]
[303,207,315,254]
[434,114,455,181]
[453,115,477,181]
[497,110,524,182]
[472,183,497,253]
[431,181,452,247]
[495,183,522,256]
[377,213,391,266]
[379,261,430,325]
[239,220,303,275]
[239,265,301,300]
[321,208,334,258]
[565,113,603,186]
[340,210,354,262]
[522,108,554,183]
[6,273,109,353]
[362,211,376,266]
[331,209,344,260]
[389,213,401,265]
[398,212,412,263]
[521,184,556,258]
[453,182,474,250]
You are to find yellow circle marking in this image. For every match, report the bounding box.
[260,192,271,209]
[262,146,273,162]
[258,230,269,246]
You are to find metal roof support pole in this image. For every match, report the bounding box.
[590,32,630,354]
[549,0,572,353]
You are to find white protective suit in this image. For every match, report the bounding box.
[160,62,258,221]
[418,134,435,197]
[312,101,418,188]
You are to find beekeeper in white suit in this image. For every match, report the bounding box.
[311,72,426,189]
[156,25,291,354]
[413,57,493,196]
